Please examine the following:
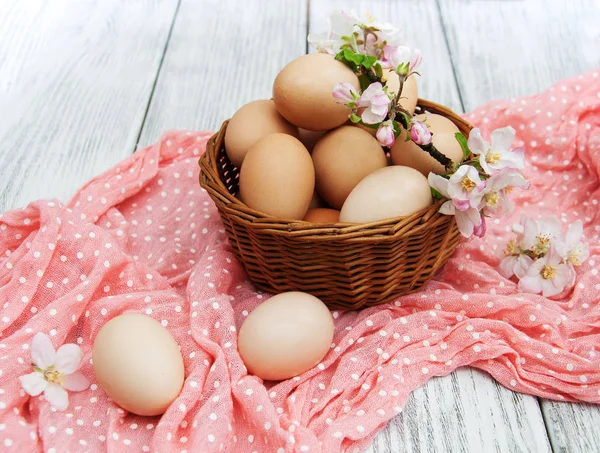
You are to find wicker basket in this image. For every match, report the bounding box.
[199,99,472,310]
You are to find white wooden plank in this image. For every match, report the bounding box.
[309,2,551,452]
[541,401,600,453]
[137,0,308,147]
[0,0,179,212]
[438,0,600,111]
[440,1,600,451]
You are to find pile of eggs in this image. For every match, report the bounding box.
[226,53,464,224]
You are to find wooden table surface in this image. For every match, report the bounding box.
[1,0,599,452]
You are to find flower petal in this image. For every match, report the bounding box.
[490,126,516,152]
[54,344,83,375]
[428,173,450,198]
[439,200,455,215]
[63,372,90,392]
[499,256,517,278]
[467,128,488,155]
[514,255,534,279]
[44,384,69,411]
[518,275,543,294]
[19,372,48,396]
[565,220,583,247]
[31,333,56,369]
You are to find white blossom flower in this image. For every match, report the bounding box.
[520,215,562,257]
[382,45,422,74]
[357,82,391,124]
[468,127,525,175]
[19,333,89,411]
[518,250,575,297]
[481,169,530,215]
[554,220,589,266]
[428,172,484,238]
[499,239,534,279]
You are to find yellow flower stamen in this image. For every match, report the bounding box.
[504,239,518,255]
[532,235,551,256]
[540,265,557,280]
[485,192,499,207]
[461,177,477,192]
[486,151,502,164]
[505,186,514,194]
[568,247,583,266]
[41,366,64,385]
[365,12,375,23]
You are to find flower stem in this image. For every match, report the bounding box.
[419,143,453,168]
[394,73,406,109]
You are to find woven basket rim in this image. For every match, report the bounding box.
[199,98,473,240]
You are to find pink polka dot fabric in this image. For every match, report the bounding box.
[1,70,599,453]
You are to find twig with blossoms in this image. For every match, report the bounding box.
[309,10,452,168]
[428,126,530,238]
[500,215,589,297]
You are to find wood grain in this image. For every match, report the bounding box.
[137,0,308,147]
[438,0,600,111]
[0,0,179,212]
[440,1,600,451]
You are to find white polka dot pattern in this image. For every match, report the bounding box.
[0,72,599,452]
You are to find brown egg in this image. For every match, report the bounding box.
[238,292,334,381]
[304,208,340,223]
[414,113,460,133]
[298,128,326,152]
[273,54,360,131]
[340,166,433,223]
[384,71,418,114]
[240,134,314,219]
[312,126,387,209]
[92,314,185,416]
[390,114,463,175]
[224,100,299,168]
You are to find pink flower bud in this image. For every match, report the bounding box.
[410,121,432,145]
[332,82,358,105]
[376,121,395,147]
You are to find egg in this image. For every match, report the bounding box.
[240,133,314,219]
[238,292,334,381]
[384,71,418,114]
[92,314,185,416]
[312,126,387,209]
[304,208,340,223]
[339,166,433,223]
[273,54,360,131]
[390,113,463,175]
[224,100,299,168]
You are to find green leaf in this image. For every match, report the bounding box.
[349,113,361,123]
[343,48,365,65]
[455,132,471,161]
[362,55,378,69]
[374,62,383,78]
[392,121,402,138]
[430,188,444,199]
[358,74,371,91]
[360,121,380,130]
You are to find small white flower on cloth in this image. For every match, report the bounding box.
[19,333,89,411]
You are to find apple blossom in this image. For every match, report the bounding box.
[410,121,432,146]
[468,127,525,174]
[518,250,575,297]
[376,121,395,147]
[554,220,589,266]
[357,82,391,124]
[19,333,89,411]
